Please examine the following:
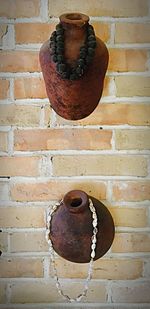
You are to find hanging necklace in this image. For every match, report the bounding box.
[49,23,97,80]
[46,198,98,303]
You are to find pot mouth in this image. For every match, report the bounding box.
[60,12,89,27]
[70,197,82,207]
[63,190,89,213]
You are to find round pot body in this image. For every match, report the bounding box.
[50,190,115,263]
[39,12,109,120]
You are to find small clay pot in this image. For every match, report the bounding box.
[50,190,115,263]
[39,12,109,120]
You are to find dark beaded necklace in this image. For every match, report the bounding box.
[49,23,96,81]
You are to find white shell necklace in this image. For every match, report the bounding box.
[46,198,98,303]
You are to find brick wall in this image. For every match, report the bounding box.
[0,0,150,308]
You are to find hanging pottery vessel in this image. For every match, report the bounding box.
[49,190,115,263]
[39,12,109,120]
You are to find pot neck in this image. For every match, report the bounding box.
[59,13,89,64]
[63,190,89,214]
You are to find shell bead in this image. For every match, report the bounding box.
[46,197,98,303]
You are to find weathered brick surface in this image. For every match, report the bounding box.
[109,207,147,228]
[0,51,40,72]
[115,23,150,43]
[112,233,150,253]
[0,24,7,45]
[10,232,48,253]
[0,232,8,253]
[0,132,8,152]
[48,0,148,17]
[0,258,43,278]
[109,49,147,72]
[15,23,56,44]
[0,79,9,99]
[115,129,150,150]
[0,182,9,201]
[116,76,150,97]
[14,128,112,150]
[0,0,40,18]
[53,258,143,280]
[91,22,110,42]
[0,157,40,177]
[0,0,150,307]
[11,180,106,201]
[0,104,41,126]
[111,281,150,303]
[14,77,46,99]
[56,103,150,126]
[113,181,150,202]
[0,207,44,228]
[0,283,7,304]
[53,155,147,176]
[11,281,107,303]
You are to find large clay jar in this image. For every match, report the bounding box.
[39,13,109,120]
[50,190,115,263]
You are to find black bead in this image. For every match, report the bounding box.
[56,23,63,30]
[51,31,56,39]
[58,63,66,73]
[88,29,94,35]
[50,46,56,54]
[50,40,55,47]
[57,41,64,48]
[56,28,64,35]
[80,46,87,53]
[80,52,86,59]
[56,35,63,42]
[52,54,57,62]
[76,66,84,76]
[88,25,94,31]
[56,46,64,53]
[57,54,64,63]
[61,72,69,79]
[78,58,85,66]
[70,73,78,80]
[86,55,93,64]
[88,47,95,56]
[50,23,96,80]
[88,34,95,41]
[88,40,96,48]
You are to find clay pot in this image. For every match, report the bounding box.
[50,190,115,263]
[39,12,109,120]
